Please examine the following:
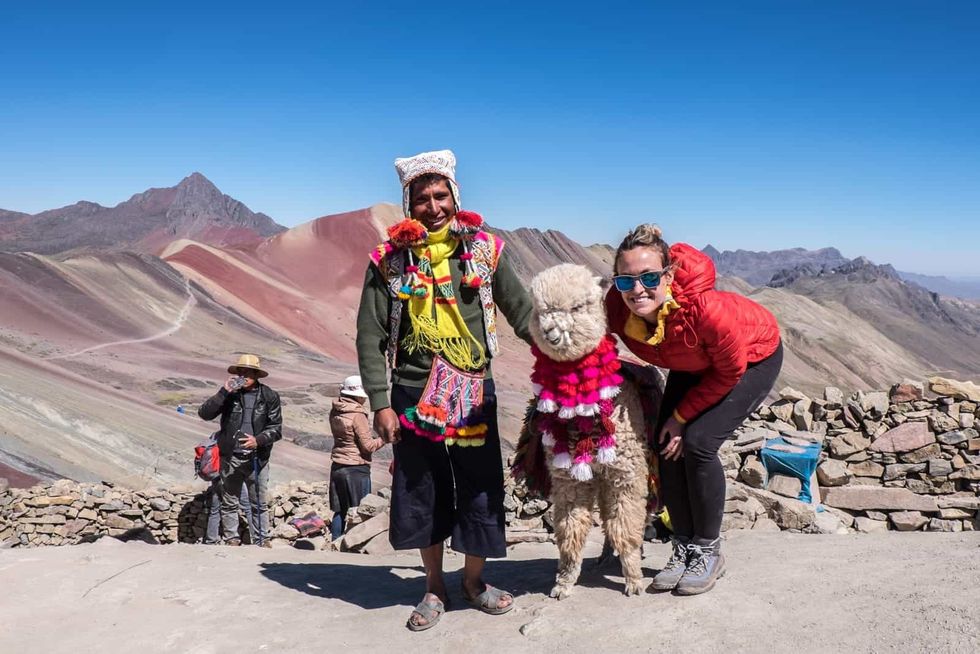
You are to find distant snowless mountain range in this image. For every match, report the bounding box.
[1,172,978,487]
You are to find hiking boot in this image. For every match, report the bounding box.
[675,538,725,595]
[650,537,690,591]
[225,538,242,546]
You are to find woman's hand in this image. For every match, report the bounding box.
[373,408,401,444]
[658,415,685,461]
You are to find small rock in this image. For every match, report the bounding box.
[767,474,802,499]
[854,516,889,533]
[824,387,844,407]
[355,494,389,519]
[829,431,871,458]
[817,459,851,487]
[148,498,171,512]
[770,401,794,423]
[779,387,809,402]
[928,459,953,477]
[738,456,767,489]
[889,511,928,531]
[792,400,813,432]
[899,443,942,464]
[926,518,963,532]
[889,381,923,404]
[272,522,300,540]
[751,517,781,532]
[961,413,976,429]
[847,461,884,478]
[938,507,973,520]
[936,428,977,446]
[812,511,846,534]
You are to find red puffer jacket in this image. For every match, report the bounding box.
[605,242,780,423]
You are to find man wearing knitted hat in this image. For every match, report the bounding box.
[356,149,533,631]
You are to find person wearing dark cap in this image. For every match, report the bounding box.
[198,354,283,546]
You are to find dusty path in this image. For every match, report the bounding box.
[46,277,197,360]
[1,531,978,653]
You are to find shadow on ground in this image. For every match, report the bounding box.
[259,553,663,610]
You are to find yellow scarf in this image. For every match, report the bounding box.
[623,292,681,346]
[402,224,487,370]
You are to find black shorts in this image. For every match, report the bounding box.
[388,380,507,558]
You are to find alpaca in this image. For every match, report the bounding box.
[525,263,660,598]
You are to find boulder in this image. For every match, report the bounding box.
[362,532,395,556]
[342,513,390,551]
[741,486,816,531]
[928,377,980,402]
[817,459,851,487]
[870,422,935,454]
[889,511,928,531]
[821,486,939,512]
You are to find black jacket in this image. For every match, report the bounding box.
[198,383,282,459]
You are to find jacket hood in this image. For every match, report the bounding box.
[332,396,368,414]
[669,242,716,305]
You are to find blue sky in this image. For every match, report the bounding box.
[2,1,978,275]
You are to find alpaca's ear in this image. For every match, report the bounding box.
[596,276,611,291]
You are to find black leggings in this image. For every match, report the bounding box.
[657,342,783,541]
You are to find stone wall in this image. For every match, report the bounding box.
[0,474,551,550]
[3,378,978,548]
[722,378,980,533]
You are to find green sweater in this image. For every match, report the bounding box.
[355,243,533,411]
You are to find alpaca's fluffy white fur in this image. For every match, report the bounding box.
[529,264,657,598]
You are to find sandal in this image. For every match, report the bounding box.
[463,583,514,615]
[406,594,447,632]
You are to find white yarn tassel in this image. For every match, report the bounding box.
[569,461,594,482]
[575,403,598,417]
[541,431,555,447]
[537,398,558,413]
[558,406,576,419]
[596,447,617,464]
[599,386,621,400]
[553,452,572,469]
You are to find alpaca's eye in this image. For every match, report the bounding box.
[571,304,584,313]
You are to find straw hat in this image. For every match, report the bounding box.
[339,375,368,398]
[227,354,269,378]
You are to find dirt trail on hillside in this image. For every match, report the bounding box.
[1,532,977,653]
[45,277,197,360]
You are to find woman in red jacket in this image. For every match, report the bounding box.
[606,224,782,595]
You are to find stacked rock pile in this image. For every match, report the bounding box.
[4,377,978,547]
[722,377,980,533]
[0,473,553,549]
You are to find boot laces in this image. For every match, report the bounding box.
[686,543,709,576]
[664,539,688,571]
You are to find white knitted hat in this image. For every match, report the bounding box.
[394,149,461,216]
[339,375,368,398]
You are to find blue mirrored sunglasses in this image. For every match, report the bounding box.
[612,270,665,292]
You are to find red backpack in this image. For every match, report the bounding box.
[194,433,221,481]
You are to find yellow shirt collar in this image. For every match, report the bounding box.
[623,293,681,346]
